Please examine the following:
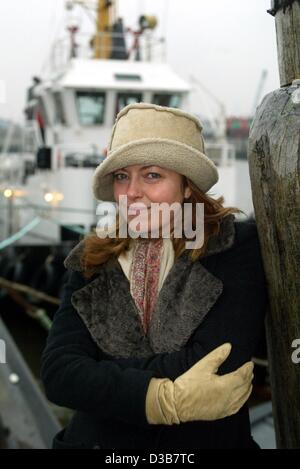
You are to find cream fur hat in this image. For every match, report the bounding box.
[93,102,219,201]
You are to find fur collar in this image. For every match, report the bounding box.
[64,214,236,358]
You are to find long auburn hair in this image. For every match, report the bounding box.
[80,177,244,279]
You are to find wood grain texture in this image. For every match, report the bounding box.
[248,85,300,448]
[275,1,300,85]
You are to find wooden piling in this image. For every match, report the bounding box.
[248,0,300,448]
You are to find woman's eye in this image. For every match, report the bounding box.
[113,173,127,180]
[146,172,161,179]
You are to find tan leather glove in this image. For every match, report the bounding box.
[145,343,254,425]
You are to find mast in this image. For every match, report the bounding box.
[94,0,115,59]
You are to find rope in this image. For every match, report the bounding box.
[0,214,88,250]
[0,217,41,250]
[0,277,60,306]
[5,287,53,332]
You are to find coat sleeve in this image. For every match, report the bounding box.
[107,221,269,378]
[40,270,156,427]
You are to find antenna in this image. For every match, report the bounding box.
[252,69,268,116]
[189,75,227,142]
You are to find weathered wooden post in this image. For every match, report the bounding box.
[248,0,300,448]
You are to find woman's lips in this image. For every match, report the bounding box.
[128,205,150,213]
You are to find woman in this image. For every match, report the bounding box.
[41,103,268,449]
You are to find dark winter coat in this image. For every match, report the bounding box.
[40,214,269,449]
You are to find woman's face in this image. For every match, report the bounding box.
[112,164,191,235]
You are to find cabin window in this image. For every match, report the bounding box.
[115,93,142,117]
[152,94,182,108]
[53,92,66,125]
[114,74,142,82]
[76,91,106,125]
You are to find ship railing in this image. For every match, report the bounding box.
[0,121,43,188]
[0,122,26,157]
[45,30,167,76]
[0,121,41,161]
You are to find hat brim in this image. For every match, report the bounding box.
[93,138,219,201]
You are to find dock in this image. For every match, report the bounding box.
[0,317,61,449]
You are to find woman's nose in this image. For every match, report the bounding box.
[126,178,143,199]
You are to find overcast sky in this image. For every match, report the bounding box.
[0,0,279,123]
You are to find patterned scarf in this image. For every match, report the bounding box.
[130,238,164,334]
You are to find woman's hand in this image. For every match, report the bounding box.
[146,343,254,425]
